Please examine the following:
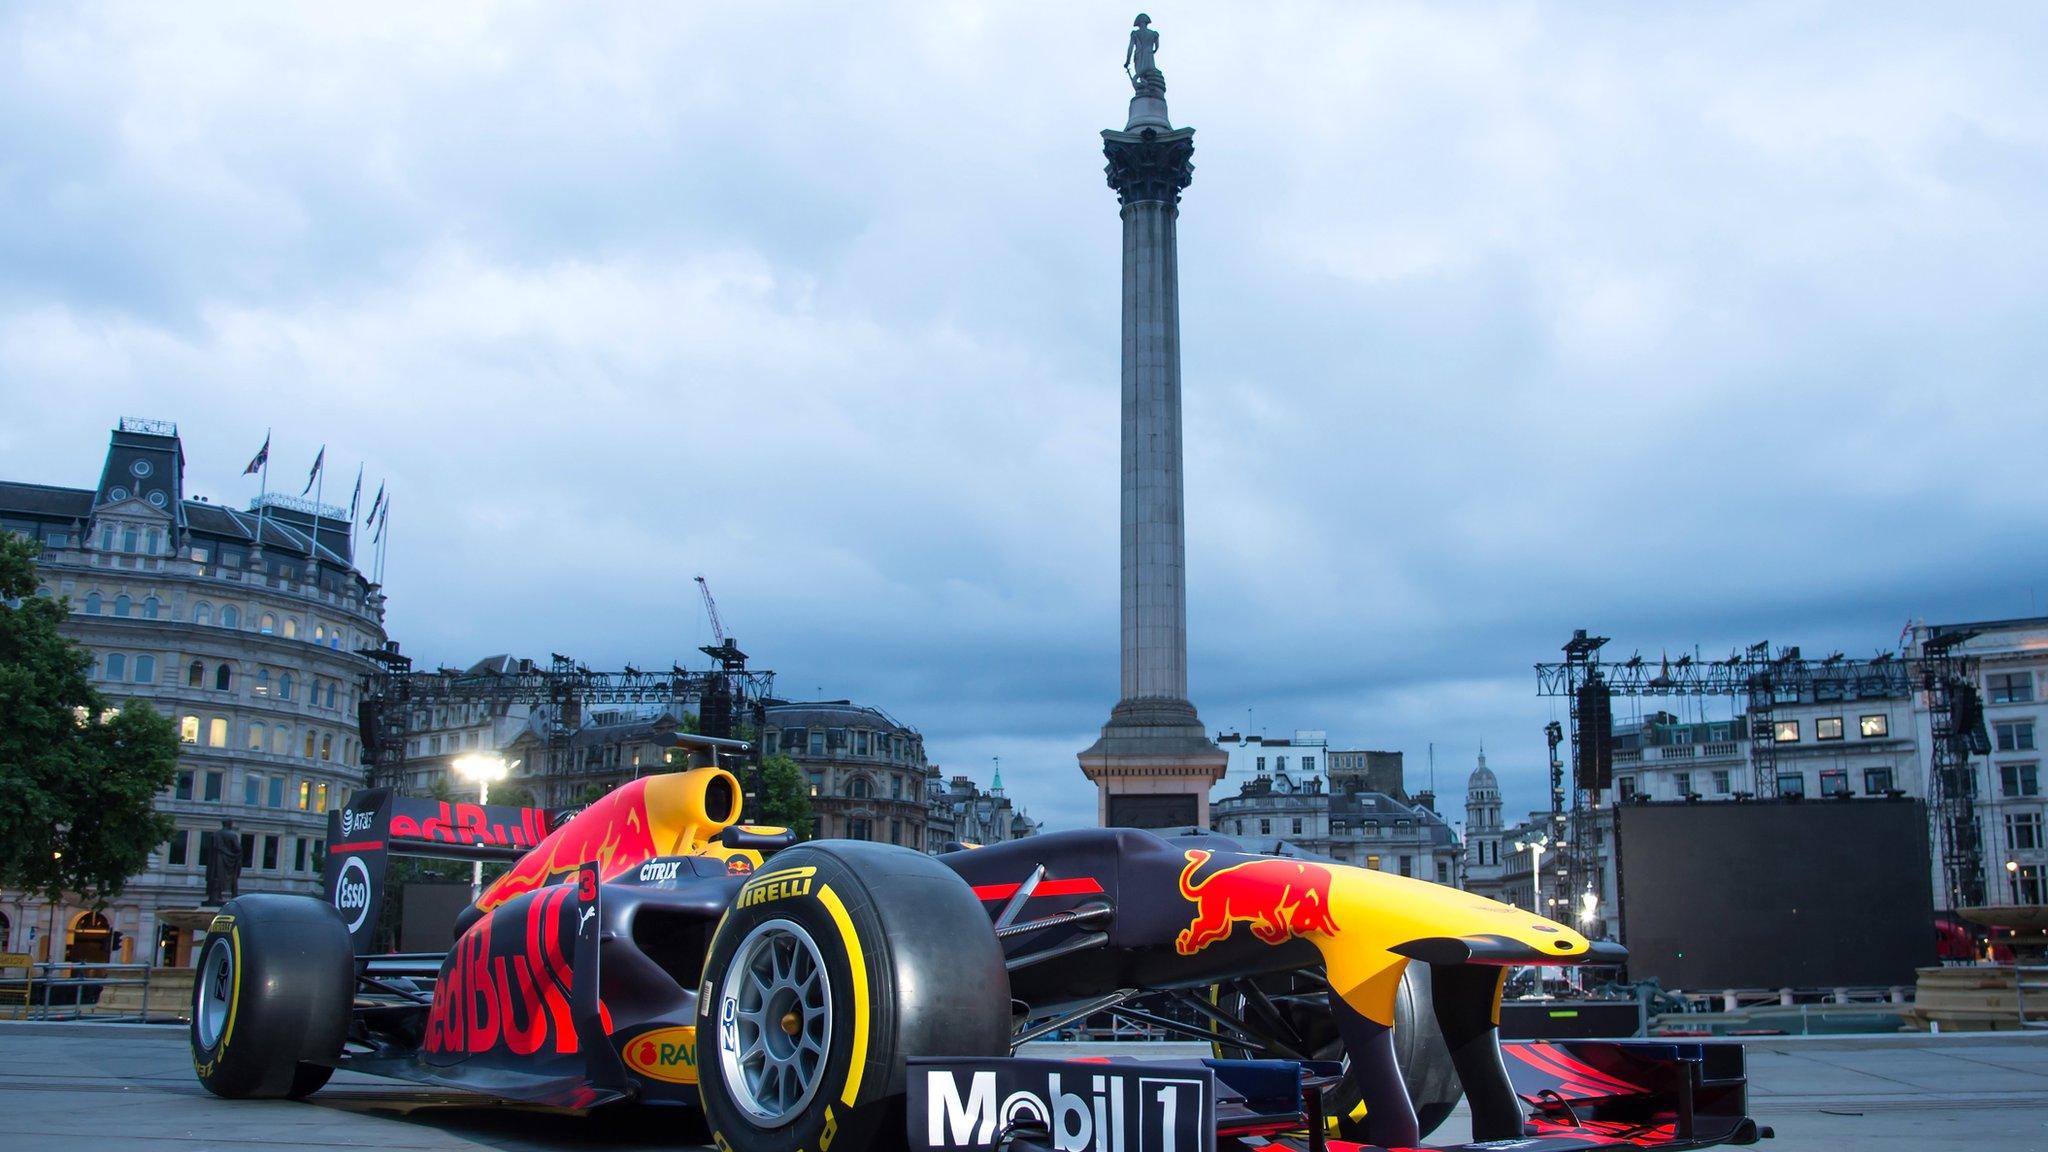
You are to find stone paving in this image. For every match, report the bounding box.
[3,1023,2046,1151]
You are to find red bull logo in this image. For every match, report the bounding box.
[1175,849,1339,955]
[477,779,662,913]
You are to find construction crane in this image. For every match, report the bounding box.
[694,575,727,645]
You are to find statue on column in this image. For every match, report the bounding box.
[1125,14,1162,87]
[205,819,243,905]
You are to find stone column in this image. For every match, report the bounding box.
[1078,71,1227,828]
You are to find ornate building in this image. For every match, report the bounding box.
[1210,744,1459,884]
[1461,750,1509,901]
[765,701,935,847]
[0,418,387,966]
[926,769,1038,852]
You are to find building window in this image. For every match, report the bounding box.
[1302,756,1315,773]
[1674,771,1692,797]
[268,776,285,807]
[1259,819,1271,835]
[259,613,275,635]
[253,668,270,697]
[207,717,227,748]
[1399,855,1412,877]
[1819,768,1849,796]
[1255,757,1266,772]
[166,831,188,867]
[326,681,337,708]
[214,664,232,691]
[1436,861,1450,884]
[180,715,199,744]
[294,838,309,872]
[271,727,288,754]
[855,731,869,756]
[114,594,131,616]
[889,819,902,845]
[1860,714,1888,739]
[1712,769,1730,794]
[2019,865,2047,905]
[244,774,264,806]
[1291,817,1303,835]
[809,731,825,756]
[282,617,297,640]
[247,722,265,751]
[174,770,193,800]
[1816,717,1843,741]
[104,653,126,680]
[1772,720,1800,743]
[2002,763,2041,798]
[132,654,155,683]
[1998,722,2037,753]
[120,528,137,552]
[849,776,871,800]
[194,603,212,625]
[1990,672,2036,704]
[1276,756,1288,772]
[1864,767,1895,794]
[848,818,871,841]
[305,732,318,759]
[1777,773,1807,798]
[2008,813,2044,851]
[221,605,239,628]
[278,673,293,701]
[320,734,333,761]
[261,836,279,871]
[185,659,202,687]
[204,771,224,802]
[1617,775,1637,798]
[890,774,903,799]
[84,592,101,614]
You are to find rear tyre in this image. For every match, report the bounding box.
[696,841,1011,1152]
[190,894,354,1099]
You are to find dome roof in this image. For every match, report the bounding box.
[1466,748,1498,790]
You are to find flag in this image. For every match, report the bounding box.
[301,446,325,495]
[242,433,270,476]
[348,465,363,522]
[372,498,389,545]
[364,482,384,528]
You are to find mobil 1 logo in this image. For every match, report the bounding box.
[910,1058,1214,1152]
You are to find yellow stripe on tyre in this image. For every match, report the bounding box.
[815,884,869,1107]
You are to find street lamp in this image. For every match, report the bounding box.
[1520,836,1549,917]
[1579,888,1600,925]
[453,754,511,901]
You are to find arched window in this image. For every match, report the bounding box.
[121,528,138,552]
[220,605,239,628]
[193,602,212,625]
[214,664,232,691]
[180,716,199,744]
[187,660,204,687]
[207,718,227,747]
[142,596,160,620]
[304,731,317,759]
[278,673,294,701]
[314,624,325,642]
[247,722,265,751]
[114,594,131,617]
[281,617,297,640]
[104,653,126,680]
[133,654,155,683]
[35,586,51,598]
[255,668,271,697]
[271,727,288,754]
[320,734,333,761]
[260,613,275,635]
[100,527,115,551]
[849,776,872,800]
[147,529,161,554]
[324,681,336,708]
[84,592,101,614]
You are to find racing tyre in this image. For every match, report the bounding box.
[190,894,354,1099]
[697,841,1011,1152]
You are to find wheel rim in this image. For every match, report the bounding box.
[717,919,832,1125]
[196,936,233,1049]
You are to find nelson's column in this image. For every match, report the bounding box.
[1079,15,1229,828]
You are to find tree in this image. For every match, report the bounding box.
[754,754,813,839]
[0,534,179,904]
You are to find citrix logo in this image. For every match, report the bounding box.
[639,860,682,882]
[341,808,376,837]
[928,1071,1127,1152]
[334,856,373,932]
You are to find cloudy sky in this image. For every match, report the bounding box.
[4,3,2045,830]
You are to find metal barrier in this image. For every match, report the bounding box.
[6,962,192,1023]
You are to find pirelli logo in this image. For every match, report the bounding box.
[738,865,816,908]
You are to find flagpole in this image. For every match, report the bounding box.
[312,457,324,567]
[256,429,270,548]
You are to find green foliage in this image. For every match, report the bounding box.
[0,534,179,904]
[490,781,536,809]
[754,754,813,840]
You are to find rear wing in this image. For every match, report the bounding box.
[323,788,555,953]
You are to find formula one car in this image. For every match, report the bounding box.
[190,763,1765,1152]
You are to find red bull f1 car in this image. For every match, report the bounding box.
[189,764,1767,1152]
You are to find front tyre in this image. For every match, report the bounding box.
[190,894,353,1099]
[697,841,1011,1152]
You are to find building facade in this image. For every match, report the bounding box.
[765,702,935,847]
[1909,619,2048,907]
[0,419,387,966]
[926,770,1038,853]
[1210,742,1459,884]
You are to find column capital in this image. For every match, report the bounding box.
[1102,126,1195,206]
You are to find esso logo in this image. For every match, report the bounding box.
[334,856,373,933]
[341,809,375,837]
